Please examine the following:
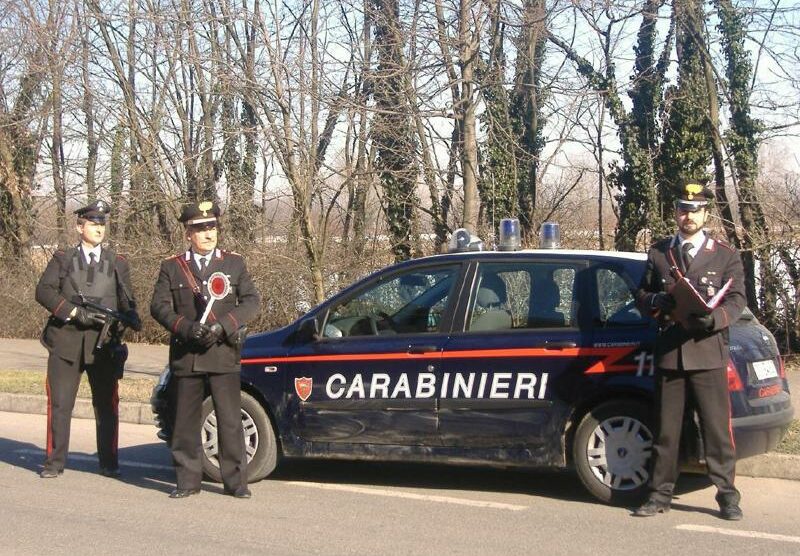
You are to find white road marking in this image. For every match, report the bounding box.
[14,449,173,472]
[285,480,527,511]
[16,447,522,510]
[677,524,800,544]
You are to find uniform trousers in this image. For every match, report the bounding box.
[45,351,119,472]
[649,366,740,505]
[171,372,247,492]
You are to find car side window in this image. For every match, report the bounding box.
[323,266,457,338]
[595,267,645,325]
[468,262,577,331]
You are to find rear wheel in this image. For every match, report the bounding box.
[200,391,278,483]
[573,400,654,504]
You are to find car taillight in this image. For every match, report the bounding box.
[778,356,786,379]
[727,360,744,391]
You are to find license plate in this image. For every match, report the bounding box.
[752,360,778,381]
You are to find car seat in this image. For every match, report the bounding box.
[528,276,566,327]
[470,273,513,331]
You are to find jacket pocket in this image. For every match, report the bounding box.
[171,283,194,309]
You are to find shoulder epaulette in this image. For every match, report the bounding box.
[651,237,671,250]
[716,240,735,252]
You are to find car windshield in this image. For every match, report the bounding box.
[323,266,458,337]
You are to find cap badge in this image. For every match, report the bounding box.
[198,201,213,217]
[685,183,702,200]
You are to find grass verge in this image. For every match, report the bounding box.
[0,370,155,404]
[775,419,800,455]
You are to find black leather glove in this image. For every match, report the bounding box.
[651,292,676,313]
[685,313,714,333]
[74,307,104,327]
[189,322,209,344]
[201,323,225,348]
[124,310,142,332]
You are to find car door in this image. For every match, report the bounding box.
[285,263,464,445]
[585,259,658,386]
[437,257,590,454]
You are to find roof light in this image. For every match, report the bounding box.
[448,228,484,253]
[539,222,560,249]
[498,218,521,251]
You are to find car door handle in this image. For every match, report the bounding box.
[408,345,438,354]
[542,341,577,349]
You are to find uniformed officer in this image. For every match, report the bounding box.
[150,201,261,499]
[634,182,747,520]
[35,200,141,478]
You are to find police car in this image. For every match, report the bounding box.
[151,222,794,504]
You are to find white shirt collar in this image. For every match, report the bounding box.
[674,231,706,258]
[81,244,102,264]
[192,250,213,267]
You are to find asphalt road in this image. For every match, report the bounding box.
[2,412,800,556]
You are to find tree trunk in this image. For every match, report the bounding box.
[371,0,418,262]
[512,0,547,242]
[715,0,793,347]
[458,0,480,231]
[80,7,97,202]
[50,62,66,240]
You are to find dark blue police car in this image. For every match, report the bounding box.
[152,226,793,504]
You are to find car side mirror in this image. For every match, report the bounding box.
[296,317,320,343]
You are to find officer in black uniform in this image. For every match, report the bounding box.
[150,201,261,499]
[35,200,141,478]
[634,182,747,520]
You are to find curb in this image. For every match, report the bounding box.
[0,392,155,426]
[2,392,798,482]
[736,453,800,481]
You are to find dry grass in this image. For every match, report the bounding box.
[776,419,800,455]
[0,370,155,404]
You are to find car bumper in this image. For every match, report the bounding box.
[732,404,795,459]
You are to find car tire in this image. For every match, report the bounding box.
[573,399,654,505]
[201,391,278,483]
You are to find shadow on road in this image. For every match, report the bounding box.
[270,458,593,503]
[0,436,47,474]
[264,457,718,508]
[0,431,718,506]
[0,435,176,493]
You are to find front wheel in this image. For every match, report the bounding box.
[201,391,278,483]
[572,399,654,505]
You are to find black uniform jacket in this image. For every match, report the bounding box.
[35,246,137,363]
[150,249,261,376]
[636,235,747,371]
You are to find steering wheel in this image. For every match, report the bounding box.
[354,315,380,336]
[368,316,380,335]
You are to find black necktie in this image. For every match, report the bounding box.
[86,252,98,284]
[682,242,694,271]
[198,257,207,275]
